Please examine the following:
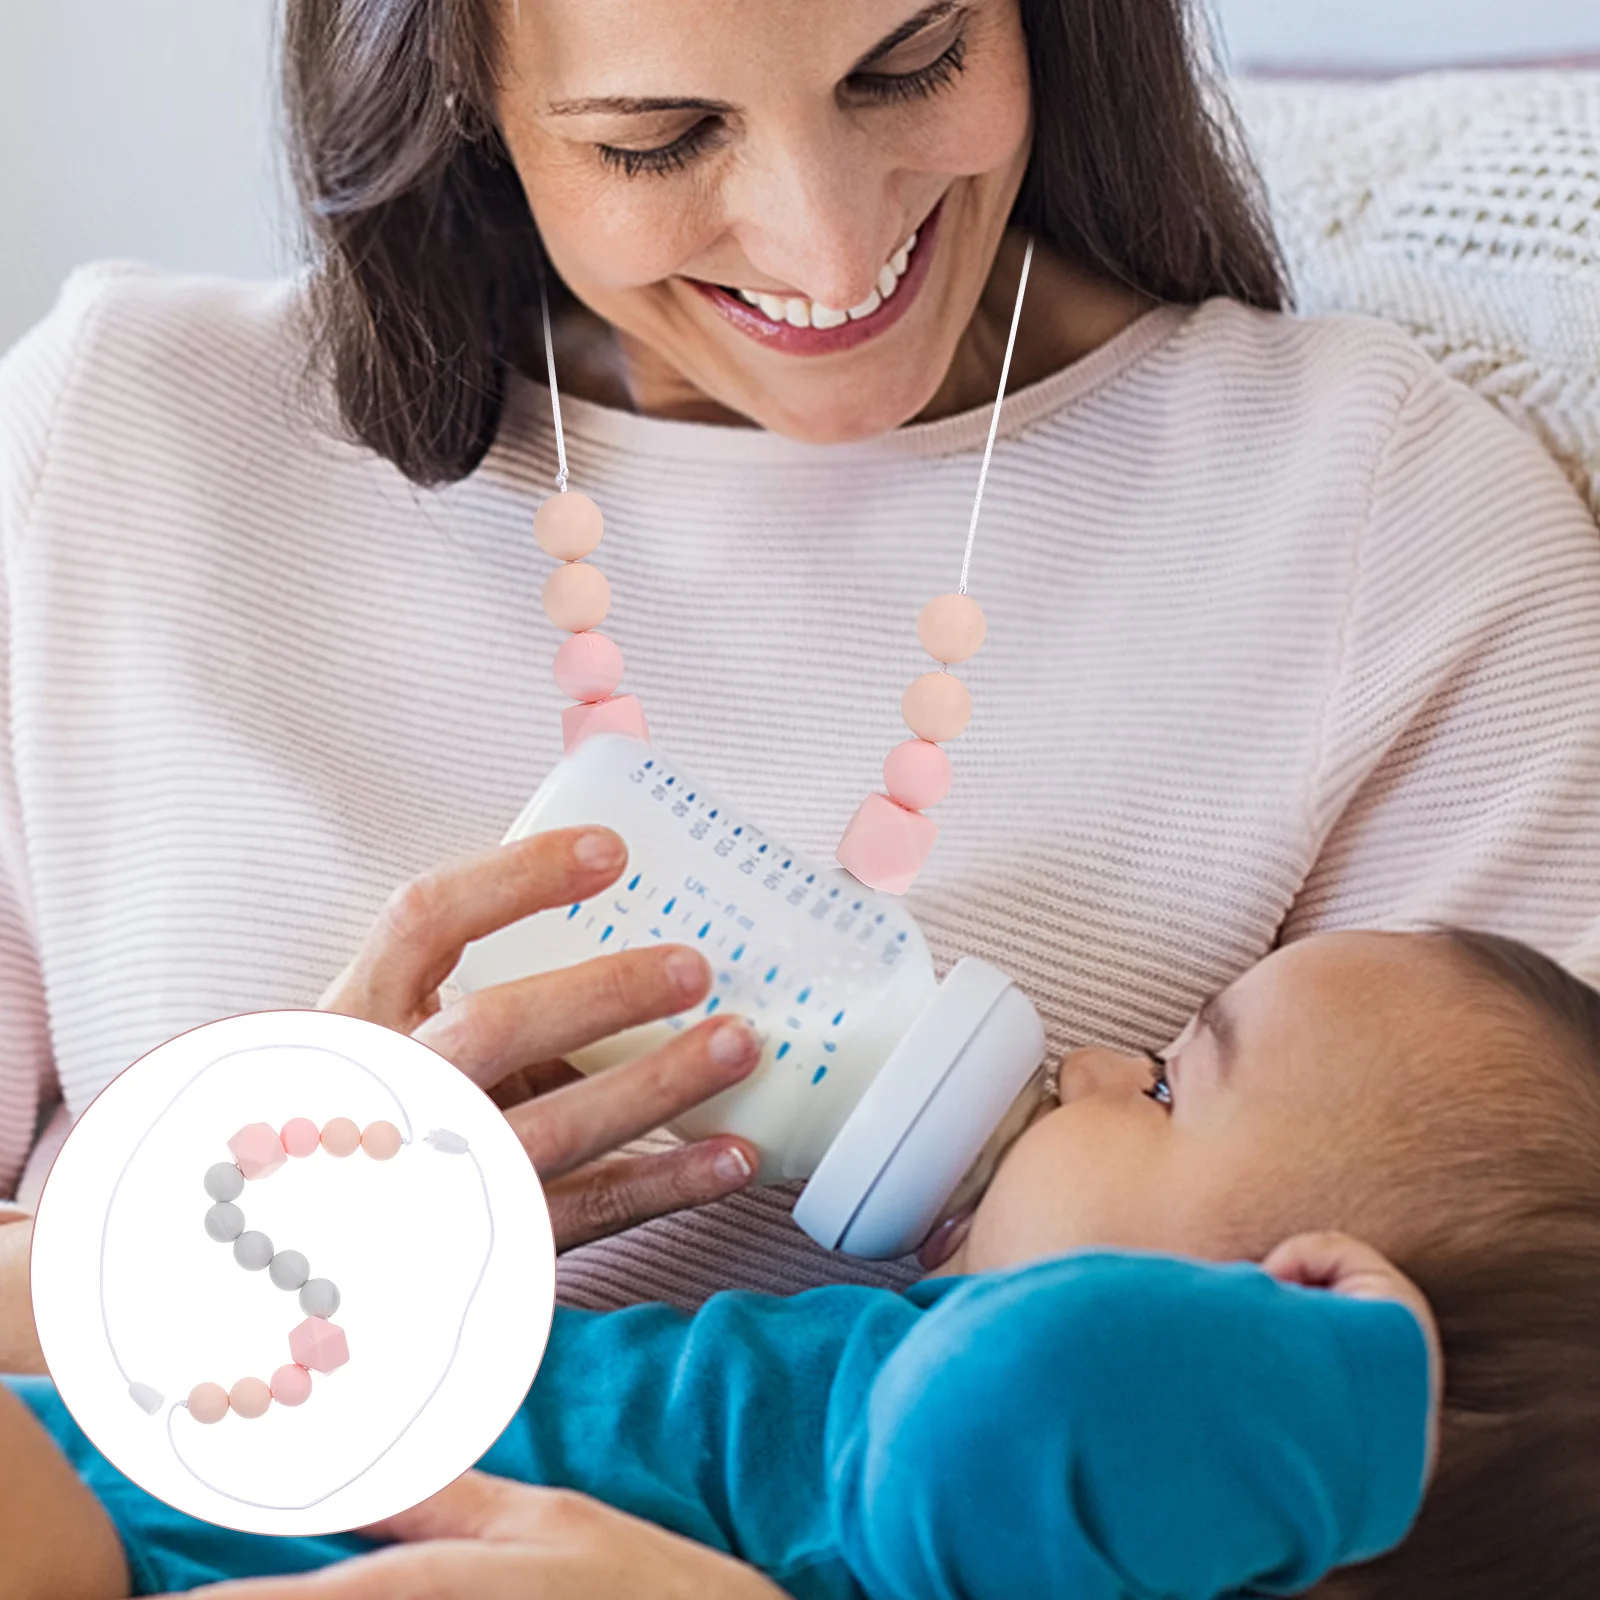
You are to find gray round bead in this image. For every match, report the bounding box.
[232,1230,274,1271]
[203,1202,244,1243]
[268,1250,310,1291]
[203,1162,244,1203]
[299,1277,340,1317]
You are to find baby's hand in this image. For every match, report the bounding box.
[1263,1231,1444,1486]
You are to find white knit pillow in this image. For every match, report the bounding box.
[1234,70,1600,521]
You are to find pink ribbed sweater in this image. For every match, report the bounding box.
[3,263,1599,1309]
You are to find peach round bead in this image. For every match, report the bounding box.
[229,1377,272,1419]
[188,1382,230,1424]
[320,1117,361,1158]
[902,672,973,743]
[362,1120,402,1161]
[883,739,953,811]
[917,593,988,665]
[533,491,604,561]
[542,564,611,633]
[552,631,624,703]
[280,1117,321,1159]
[271,1363,313,1408]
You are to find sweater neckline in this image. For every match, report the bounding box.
[496,301,1193,469]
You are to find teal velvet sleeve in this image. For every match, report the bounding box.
[4,1251,1429,1598]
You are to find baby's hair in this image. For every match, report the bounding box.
[1320,927,1600,1600]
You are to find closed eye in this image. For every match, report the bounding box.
[1142,1048,1173,1110]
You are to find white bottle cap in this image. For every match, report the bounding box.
[793,958,1047,1259]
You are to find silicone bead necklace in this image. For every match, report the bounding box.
[534,238,1035,896]
[100,1044,494,1513]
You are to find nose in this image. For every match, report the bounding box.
[726,127,900,313]
[1056,1046,1152,1105]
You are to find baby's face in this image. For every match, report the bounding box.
[930,930,1490,1278]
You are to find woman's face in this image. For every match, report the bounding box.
[494,0,1033,439]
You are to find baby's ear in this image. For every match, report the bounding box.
[1262,1231,1406,1300]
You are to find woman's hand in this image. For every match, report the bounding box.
[318,826,761,1250]
[185,1472,785,1600]
[1264,1231,1444,1485]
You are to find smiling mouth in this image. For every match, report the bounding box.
[720,225,922,330]
[685,196,944,357]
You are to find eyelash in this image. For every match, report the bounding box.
[596,35,969,179]
[1142,1049,1173,1110]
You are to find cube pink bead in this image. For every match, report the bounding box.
[836,793,938,896]
[561,694,650,755]
[289,1317,350,1374]
[280,1117,321,1158]
[228,1123,287,1181]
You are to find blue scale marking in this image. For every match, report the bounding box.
[628,874,641,891]
[776,1042,791,1061]
[705,995,721,1014]
[833,1010,846,1025]
[600,925,614,944]
[812,1066,828,1085]
[797,986,812,1004]
[663,897,676,914]
[567,904,582,920]
[732,944,745,961]
[698,922,711,938]
[765,966,779,983]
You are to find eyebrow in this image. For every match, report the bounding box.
[1196,992,1238,1082]
[544,1,965,118]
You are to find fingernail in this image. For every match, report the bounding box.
[714,1146,754,1183]
[573,829,623,871]
[665,949,709,998]
[709,1018,756,1068]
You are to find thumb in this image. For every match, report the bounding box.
[358,1470,521,1544]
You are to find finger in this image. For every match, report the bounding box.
[503,1015,759,1177]
[188,1541,546,1600]
[358,1469,524,1544]
[487,1061,582,1112]
[326,828,629,1031]
[544,1137,759,1251]
[411,944,713,1090]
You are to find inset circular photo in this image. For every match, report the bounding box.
[30,1009,553,1536]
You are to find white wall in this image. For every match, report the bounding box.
[3,2,1599,350]
[0,1,285,350]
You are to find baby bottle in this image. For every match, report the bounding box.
[449,735,1048,1258]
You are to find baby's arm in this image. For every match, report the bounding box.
[0,1379,128,1600]
[830,1244,1435,1600]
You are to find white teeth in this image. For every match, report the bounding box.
[732,224,921,328]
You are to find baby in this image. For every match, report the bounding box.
[4,926,1598,1599]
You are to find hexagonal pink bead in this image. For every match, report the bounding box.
[228,1122,287,1180]
[836,793,938,897]
[288,1316,349,1374]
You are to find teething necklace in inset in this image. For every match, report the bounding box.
[101,1045,494,1512]
[530,238,1035,896]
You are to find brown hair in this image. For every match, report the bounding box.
[283,0,1287,486]
[1319,929,1600,1600]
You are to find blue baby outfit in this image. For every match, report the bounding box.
[6,1251,1430,1597]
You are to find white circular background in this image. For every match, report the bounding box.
[30,1009,554,1536]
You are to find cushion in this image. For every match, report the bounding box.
[1234,70,1600,520]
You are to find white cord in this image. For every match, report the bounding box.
[539,276,569,493]
[958,237,1034,597]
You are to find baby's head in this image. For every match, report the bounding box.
[937,927,1600,1599]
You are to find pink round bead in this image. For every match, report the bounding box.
[361,1120,402,1161]
[280,1117,321,1158]
[188,1382,230,1424]
[320,1117,361,1157]
[552,631,624,703]
[533,491,604,561]
[229,1377,272,1419]
[883,739,953,811]
[542,564,611,633]
[271,1363,313,1408]
[917,593,988,665]
[902,672,973,743]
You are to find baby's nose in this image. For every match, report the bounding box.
[1056,1045,1152,1103]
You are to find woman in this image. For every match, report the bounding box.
[2,0,1600,1584]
